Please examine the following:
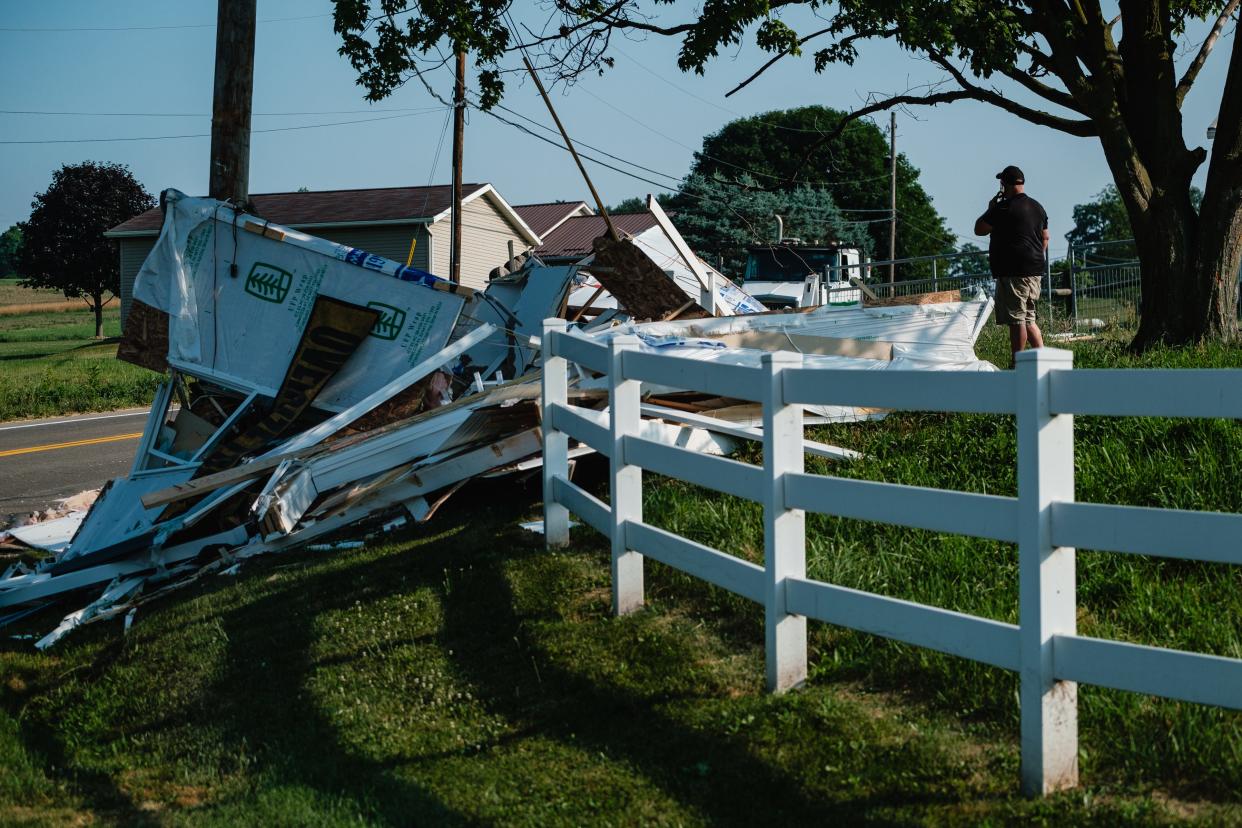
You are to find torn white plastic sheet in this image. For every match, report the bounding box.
[133,190,468,410]
[612,295,996,363]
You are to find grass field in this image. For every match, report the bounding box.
[1,326,1240,824]
[0,277,64,306]
[0,299,161,421]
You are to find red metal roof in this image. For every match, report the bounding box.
[535,213,658,260]
[107,183,489,235]
[512,201,590,238]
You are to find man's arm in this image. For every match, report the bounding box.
[1042,228,1050,250]
[976,196,1001,235]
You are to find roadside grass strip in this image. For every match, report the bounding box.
[0,309,160,422]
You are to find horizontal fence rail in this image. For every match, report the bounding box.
[539,318,1242,798]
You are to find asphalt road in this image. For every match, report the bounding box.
[0,408,149,526]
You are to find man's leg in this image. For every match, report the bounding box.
[1009,323,1027,365]
[1026,322,1044,349]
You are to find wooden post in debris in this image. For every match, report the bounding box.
[208,0,256,205]
[450,49,466,284]
[522,56,618,241]
[1016,347,1078,795]
[888,111,897,284]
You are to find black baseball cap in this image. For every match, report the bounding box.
[996,165,1025,184]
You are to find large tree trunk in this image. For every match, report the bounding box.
[1128,201,1240,351]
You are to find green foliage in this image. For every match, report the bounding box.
[17,162,153,303]
[945,241,989,278]
[333,0,514,109]
[687,106,953,262]
[662,173,873,275]
[0,225,21,278]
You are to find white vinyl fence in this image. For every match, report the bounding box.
[538,318,1242,797]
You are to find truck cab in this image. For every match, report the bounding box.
[741,242,866,310]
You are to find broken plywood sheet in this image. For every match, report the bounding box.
[116,300,170,373]
[590,235,711,322]
[865,289,961,307]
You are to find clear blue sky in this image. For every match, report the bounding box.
[0,1,1231,263]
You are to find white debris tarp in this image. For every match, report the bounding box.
[133,190,468,411]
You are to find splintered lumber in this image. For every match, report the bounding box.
[139,452,304,508]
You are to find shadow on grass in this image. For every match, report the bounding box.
[202,538,480,825]
[5,478,994,823]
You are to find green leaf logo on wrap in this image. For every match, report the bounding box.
[245,262,293,304]
[366,302,406,340]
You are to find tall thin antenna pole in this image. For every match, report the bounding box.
[450,49,466,284]
[522,56,618,240]
[889,111,897,284]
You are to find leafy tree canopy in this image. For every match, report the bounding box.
[689,106,952,261]
[19,162,154,336]
[660,173,873,276]
[0,225,21,278]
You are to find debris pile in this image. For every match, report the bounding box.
[1,189,995,647]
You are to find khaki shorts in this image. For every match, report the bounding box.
[994,275,1041,325]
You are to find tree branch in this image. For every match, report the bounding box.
[725,27,831,97]
[724,27,896,98]
[928,52,1097,136]
[994,62,1084,113]
[1176,0,1240,106]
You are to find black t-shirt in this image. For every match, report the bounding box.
[983,193,1048,277]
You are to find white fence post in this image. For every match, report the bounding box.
[762,351,806,692]
[1016,347,1078,795]
[610,335,644,615]
[541,318,570,548]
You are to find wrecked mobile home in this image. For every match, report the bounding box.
[0,188,996,646]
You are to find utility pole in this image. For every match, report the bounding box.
[888,111,897,284]
[208,0,256,206]
[450,49,466,284]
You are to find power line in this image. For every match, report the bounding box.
[0,13,331,33]
[0,110,446,145]
[0,106,449,118]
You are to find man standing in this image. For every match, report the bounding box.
[974,165,1050,365]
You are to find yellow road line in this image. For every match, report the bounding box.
[0,431,143,459]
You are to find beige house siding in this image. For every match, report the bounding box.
[426,195,532,291]
[117,224,430,328]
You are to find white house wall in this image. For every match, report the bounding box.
[427,194,534,290]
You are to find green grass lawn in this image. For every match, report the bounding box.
[0,308,161,421]
[1,327,1240,824]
